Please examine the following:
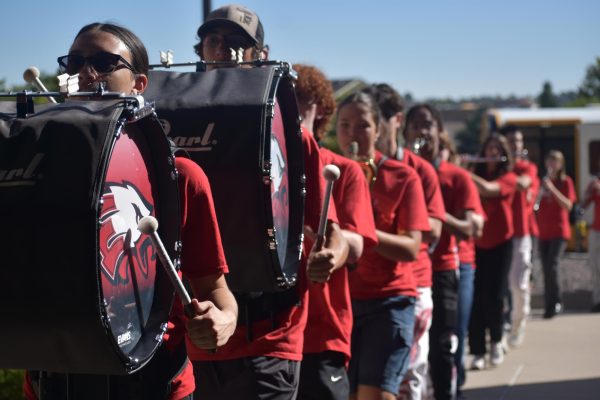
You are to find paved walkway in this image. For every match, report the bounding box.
[461,310,600,399]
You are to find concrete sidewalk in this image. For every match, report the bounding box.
[461,311,600,399]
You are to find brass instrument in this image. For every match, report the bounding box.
[349,141,378,185]
[411,137,428,156]
[459,154,508,163]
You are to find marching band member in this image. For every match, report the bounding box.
[499,125,539,347]
[188,6,348,400]
[582,162,600,313]
[536,150,576,319]
[468,133,517,370]
[336,91,430,400]
[438,130,485,396]
[294,64,378,400]
[403,104,483,400]
[24,22,237,400]
[366,84,446,400]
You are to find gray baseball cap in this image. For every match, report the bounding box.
[197,4,264,47]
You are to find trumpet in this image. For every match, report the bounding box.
[459,154,508,163]
[411,137,428,156]
[349,141,378,185]
[533,172,551,212]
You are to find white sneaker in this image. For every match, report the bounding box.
[501,335,510,354]
[490,342,504,366]
[509,330,525,348]
[470,355,485,370]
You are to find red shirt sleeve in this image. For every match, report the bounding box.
[176,157,228,278]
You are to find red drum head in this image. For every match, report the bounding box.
[99,126,158,356]
[270,101,290,268]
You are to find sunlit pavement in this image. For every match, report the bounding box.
[461,311,600,400]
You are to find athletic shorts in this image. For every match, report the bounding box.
[298,351,348,400]
[348,296,415,395]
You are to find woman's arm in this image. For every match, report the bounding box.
[374,229,421,262]
[543,177,573,211]
[470,173,502,198]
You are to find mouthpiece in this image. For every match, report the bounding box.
[322,164,341,182]
[138,216,159,234]
[349,142,359,159]
[23,66,41,83]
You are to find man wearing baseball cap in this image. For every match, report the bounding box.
[193,4,268,70]
[188,4,349,400]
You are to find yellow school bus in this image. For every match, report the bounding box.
[486,107,600,251]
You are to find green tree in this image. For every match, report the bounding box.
[537,81,558,108]
[578,57,600,100]
[0,369,24,400]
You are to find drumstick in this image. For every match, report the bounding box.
[23,66,57,103]
[137,216,192,308]
[315,164,341,251]
[138,216,218,353]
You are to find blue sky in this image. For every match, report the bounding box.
[2,0,599,99]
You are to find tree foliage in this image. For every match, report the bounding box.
[578,57,600,100]
[537,81,558,108]
[0,369,24,400]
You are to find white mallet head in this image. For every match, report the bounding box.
[137,215,159,234]
[322,164,341,182]
[23,66,40,83]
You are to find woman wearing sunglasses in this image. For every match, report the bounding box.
[57,22,148,94]
[23,23,238,400]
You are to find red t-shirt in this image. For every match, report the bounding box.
[537,176,577,240]
[397,148,446,287]
[23,157,229,400]
[512,159,539,237]
[188,127,327,362]
[303,147,378,361]
[476,172,517,249]
[433,161,481,271]
[590,178,600,231]
[349,152,430,299]
[529,168,541,237]
[458,237,476,267]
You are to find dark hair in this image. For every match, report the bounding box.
[337,91,382,127]
[361,83,404,120]
[402,103,445,139]
[498,124,520,137]
[75,22,149,75]
[294,64,336,140]
[474,133,514,179]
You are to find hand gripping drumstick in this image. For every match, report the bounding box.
[23,66,57,103]
[315,164,341,251]
[138,216,218,352]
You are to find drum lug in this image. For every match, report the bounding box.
[100,298,111,327]
[267,228,277,250]
[155,322,169,342]
[266,100,275,118]
[174,240,183,254]
[170,169,178,180]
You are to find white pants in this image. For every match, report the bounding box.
[590,230,600,304]
[398,287,433,400]
[509,236,532,337]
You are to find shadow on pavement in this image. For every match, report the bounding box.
[461,377,600,400]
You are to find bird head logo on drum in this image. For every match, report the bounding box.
[99,181,155,284]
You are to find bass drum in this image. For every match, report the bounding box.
[0,99,179,374]
[146,63,305,293]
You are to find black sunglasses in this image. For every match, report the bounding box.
[57,51,135,75]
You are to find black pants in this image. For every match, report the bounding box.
[298,351,348,400]
[429,270,459,400]
[193,357,300,400]
[539,238,567,312]
[469,240,512,355]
